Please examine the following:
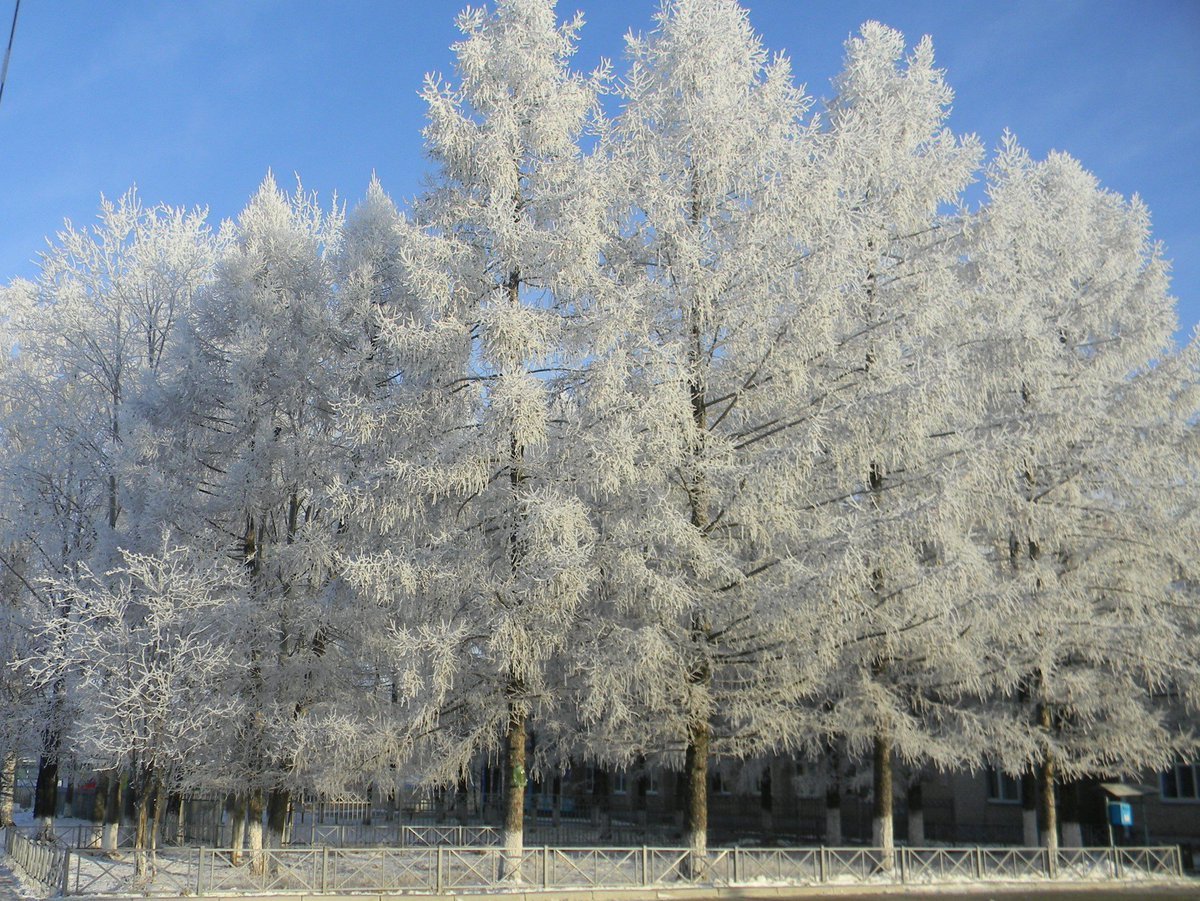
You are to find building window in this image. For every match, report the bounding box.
[1161,761,1199,802]
[986,768,1021,804]
[711,771,731,796]
[646,770,660,795]
[612,771,627,795]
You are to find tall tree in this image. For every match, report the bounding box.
[182,175,346,869]
[806,21,984,861]
[576,0,841,868]
[968,138,1196,851]
[334,0,609,874]
[0,192,215,838]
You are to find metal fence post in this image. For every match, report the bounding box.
[321,846,329,891]
[733,846,740,883]
[898,847,907,884]
[974,846,983,880]
[195,847,203,896]
[435,846,443,893]
[818,846,826,883]
[542,846,549,888]
[60,847,71,897]
[641,846,649,886]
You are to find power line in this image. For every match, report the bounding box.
[0,0,20,110]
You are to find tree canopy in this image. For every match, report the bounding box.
[1,0,1196,864]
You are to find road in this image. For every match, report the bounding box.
[685,885,1200,900]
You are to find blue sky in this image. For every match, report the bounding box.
[1,0,1197,337]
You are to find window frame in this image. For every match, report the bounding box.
[612,770,627,796]
[710,770,732,796]
[985,767,1022,805]
[645,769,660,796]
[1161,761,1200,803]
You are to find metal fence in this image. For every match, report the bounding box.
[249,818,671,849]
[290,822,500,848]
[22,816,678,852]
[16,823,139,850]
[5,843,1181,896]
[2,826,71,896]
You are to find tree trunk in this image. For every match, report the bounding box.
[102,774,123,853]
[681,177,713,879]
[1039,754,1058,852]
[267,788,290,849]
[435,785,448,822]
[455,777,469,826]
[90,773,108,847]
[872,727,894,870]
[1021,772,1038,847]
[683,718,710,876]
[759,765,773,835]
[906,781,924,845]
[1060,780,1082,847]
[1038,701,1058,852]
[230,795,247,866]
[133,768,153,879]
[150,778,165,854]
[33,753,58,839]
[592,768,611,839]
[500,702,526,880]
[824,785,842,845]
[174,795,186,846]
[247,789,266,876]
[0,750,15,827]
[635,769,648,831]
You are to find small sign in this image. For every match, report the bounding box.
[1109,801,1133,827]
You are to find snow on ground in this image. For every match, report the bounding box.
[10,808,95,835]
[0,856,40,901]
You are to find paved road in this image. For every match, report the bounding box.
[687,886,1200,900]
[814,890,1199,900]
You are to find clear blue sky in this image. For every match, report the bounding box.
[1,0,1197,338]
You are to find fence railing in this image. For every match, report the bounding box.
[290,822,501,848]
[3,826,71,896]
[16,823,141,850]
[21,817,676,851]
[4,843,1180,896]
[247,819,668,849]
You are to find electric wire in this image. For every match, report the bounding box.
[0,0,20,110]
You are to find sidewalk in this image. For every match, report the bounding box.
[0,856,39,900]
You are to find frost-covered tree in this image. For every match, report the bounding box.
[181,176,346,867]
[0,192,216,838]
[800,21,987,860]
[0,0,1195,865]
[333,0,608,871]
[572,0,843,866]
[967,139,1197,851]
[0,540,39,830]
[0,304,49,830]
[35,542,243,876]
